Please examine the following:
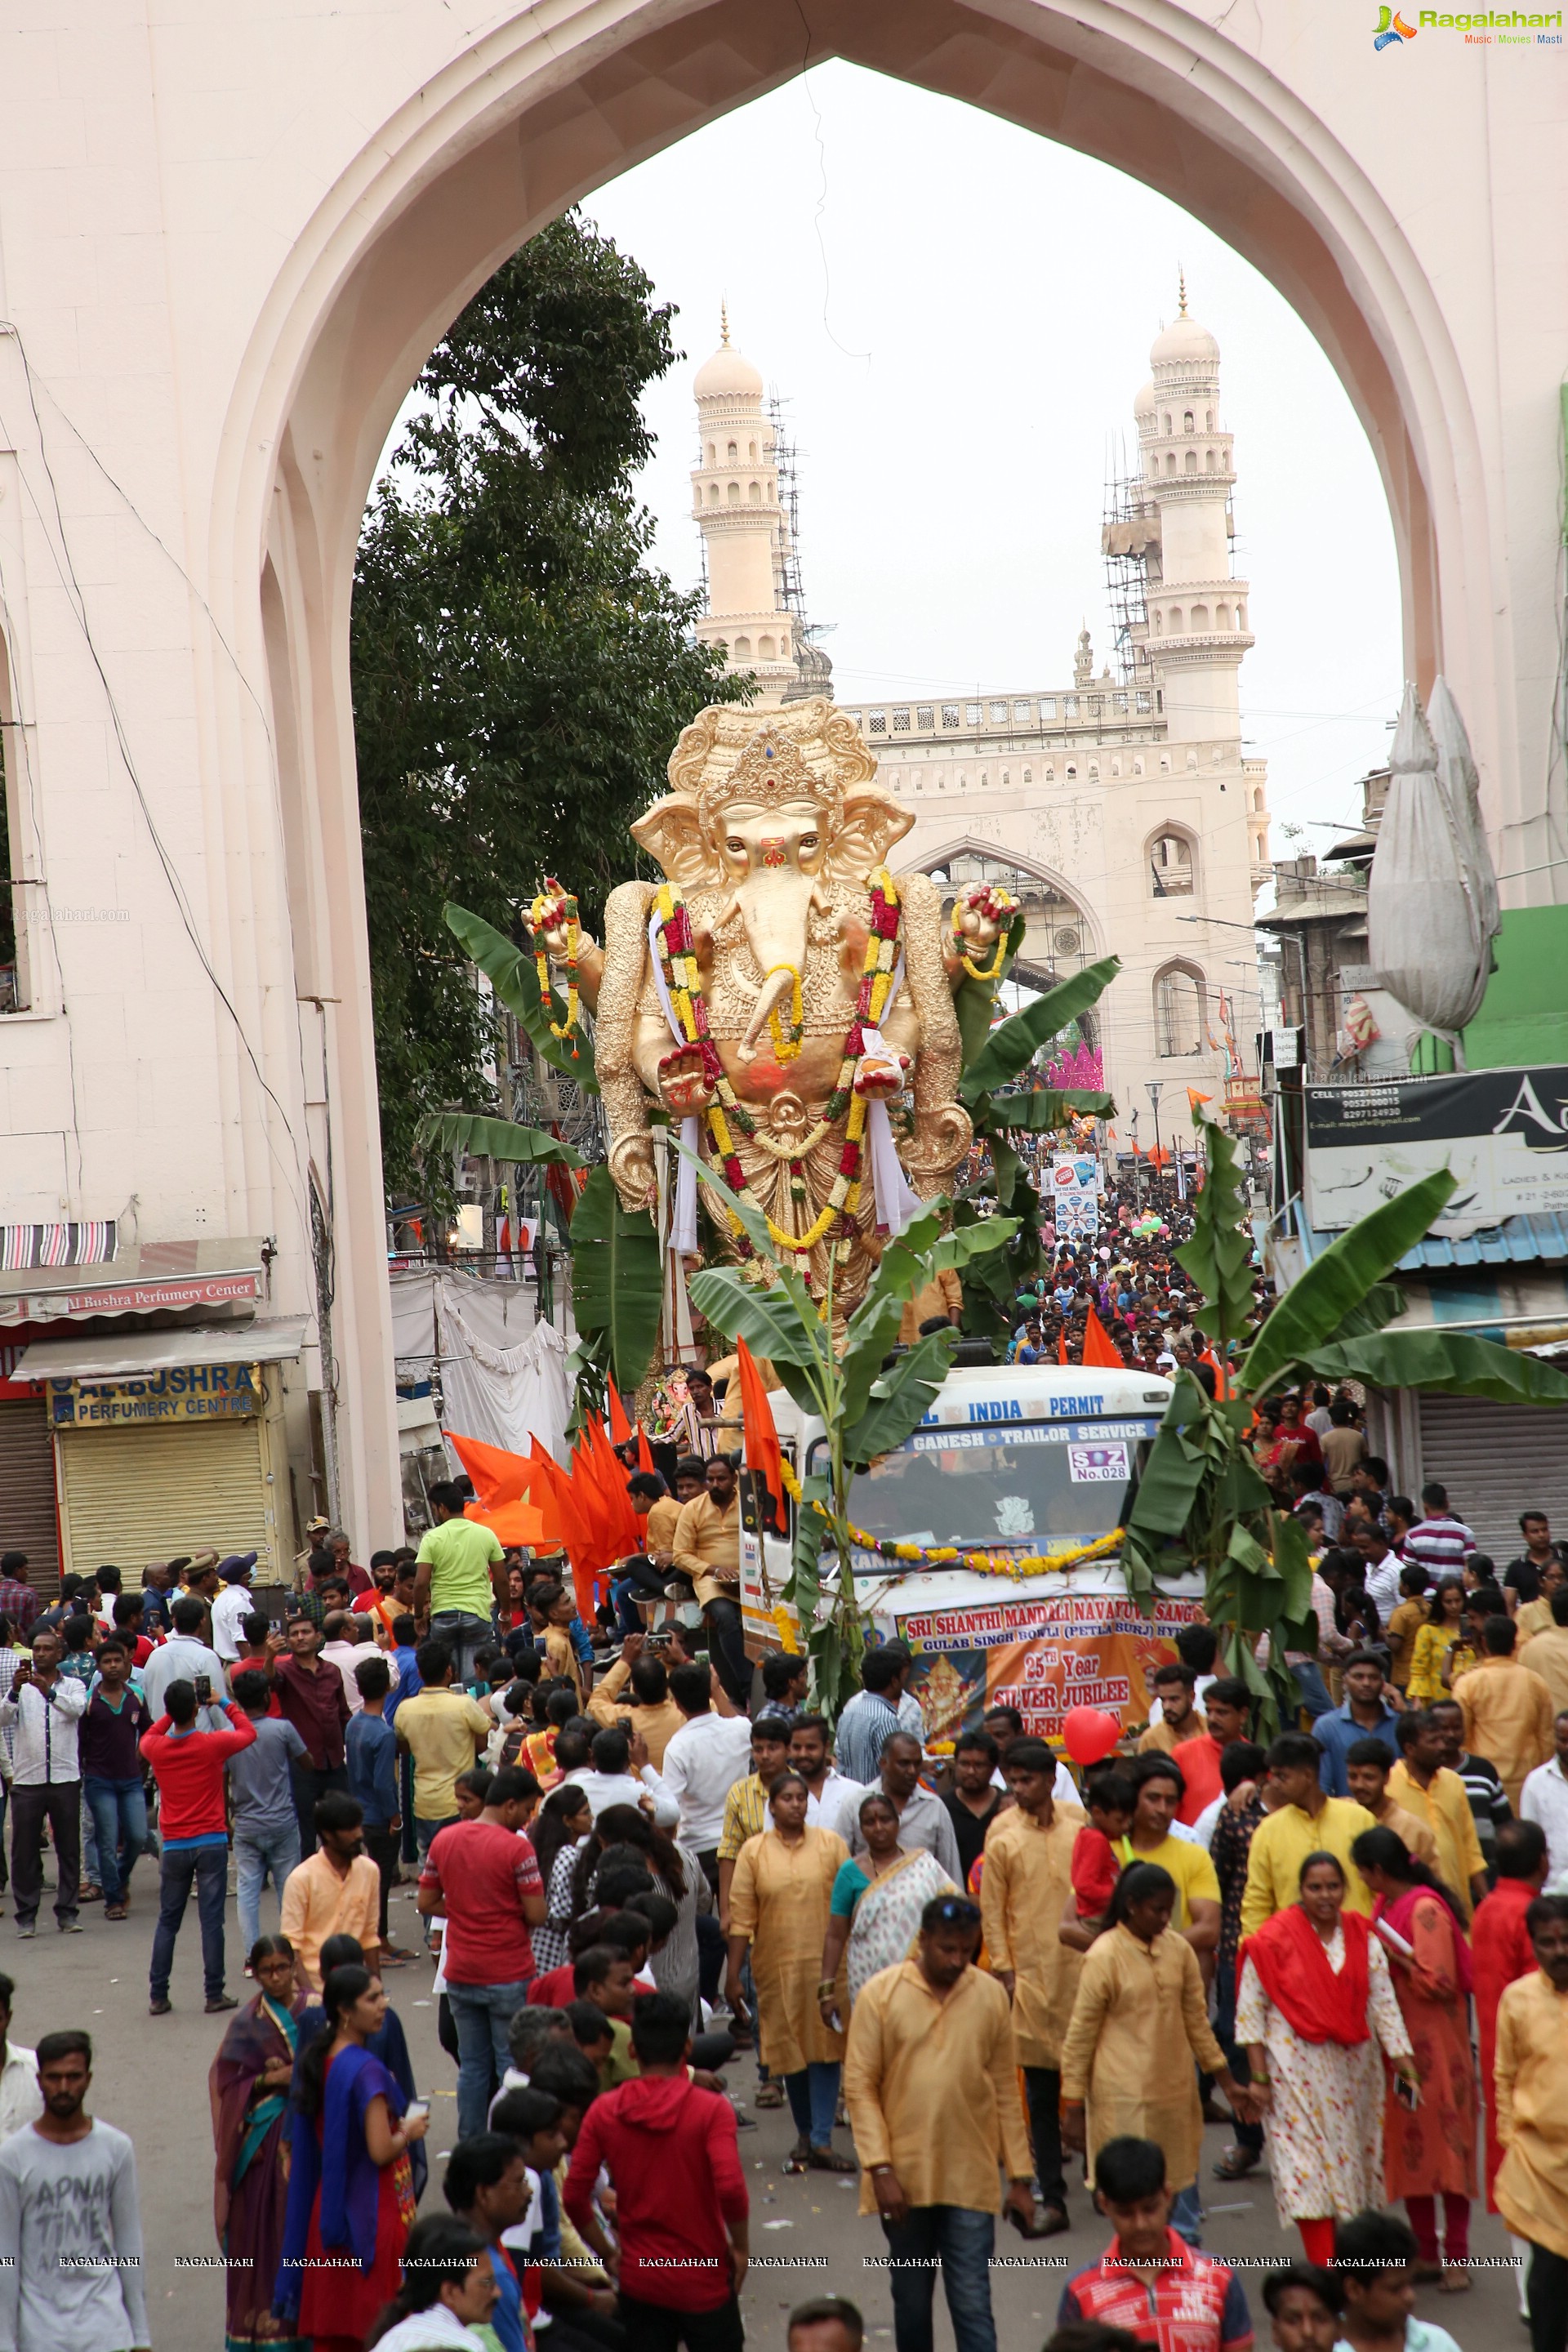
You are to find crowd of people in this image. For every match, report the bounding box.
[0,1209,1562,2352]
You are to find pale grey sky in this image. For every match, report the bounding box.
[581,61,1404,848]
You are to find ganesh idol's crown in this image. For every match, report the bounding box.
[632,698,911,889]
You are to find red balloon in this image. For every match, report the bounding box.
[1062,1705,1121,1767]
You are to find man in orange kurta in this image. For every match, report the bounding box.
[1454,1620,1557,1809]
[1470,1819,1549,2207]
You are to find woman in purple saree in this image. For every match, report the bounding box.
[209,1936,308,2352]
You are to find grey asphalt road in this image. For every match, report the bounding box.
[2,1865,1520,2351]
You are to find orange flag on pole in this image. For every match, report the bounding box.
[635,1424,656,1475]
[1187,1089,1214,1120]
[1058,1329,1070,1365]
[736,1337,787,1530]
[445,1431,532,1511]
[1080,1305,1124,1370]
[607,1385,634,1448]
[528,1442,598,1622]
[591,1414,643,1557]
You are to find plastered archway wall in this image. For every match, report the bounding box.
[94,0,1551,1535]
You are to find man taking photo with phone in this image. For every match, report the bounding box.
[140,1676,256,2016]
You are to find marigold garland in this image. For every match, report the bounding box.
[804,1517,1124,1584]
[528,878,581,1058]
[653,871,904,1265]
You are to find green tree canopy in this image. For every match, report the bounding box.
[352,209,745,1207]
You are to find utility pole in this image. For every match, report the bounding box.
[1130,1108,1143,1213]
[1146,1081,1165,1199]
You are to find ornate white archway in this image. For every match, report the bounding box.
[0,0,1559,1536]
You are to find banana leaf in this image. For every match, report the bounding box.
[1309,1330,1568,1406]
[1174,1121,1254,1352]
[444,900,598,1089]
[842,1327,962,1468]
[416,1112,582,1169]
[568,1165,662,1393]
[959,956,1120,1105]
[954,907,1027,1068]
[839,1204,1017,1424]
[973,1088,1118,1133]
[685,1266,826,1423]
[1241,1168,1457,1397]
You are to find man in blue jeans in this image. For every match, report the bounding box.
[140,1676,256,2015]
[844,1896,1036,2352]
[417,1764,545,2137]
[78,1638,153,1920]
[227,1668,308,1951]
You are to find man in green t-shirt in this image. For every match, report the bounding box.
[413,1481,507,1686]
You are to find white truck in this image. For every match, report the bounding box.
[739,1361,1204,1740]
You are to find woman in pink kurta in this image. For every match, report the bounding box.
[1352,1825,1477,2291]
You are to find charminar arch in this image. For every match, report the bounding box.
[0,2,1560,1544]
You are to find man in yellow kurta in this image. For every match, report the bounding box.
[844,1900,1034,2347]
[724,1790,849,2167]
[978,1736,1085,2231]
[1240,1735,1377,1939]
[1454,1620,1557,1809]
[1388,1711,1489,1920]
[671,1454,747,1706]
[1493,1896,1568,2333]
[1059,1868,1250,2221]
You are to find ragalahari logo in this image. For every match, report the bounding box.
[1374,5,1419,43]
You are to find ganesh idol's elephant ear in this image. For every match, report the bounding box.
[630,795,724,889]
[827,785,915,884]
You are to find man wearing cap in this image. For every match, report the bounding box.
[295,1516,332,1589]
[211,1556,261,1666]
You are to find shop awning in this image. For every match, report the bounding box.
[0,1239,268,1327]
[14,1317,308,1383]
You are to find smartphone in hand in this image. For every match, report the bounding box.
[1395,2074,1421,2110]
[194,1673,212,1704]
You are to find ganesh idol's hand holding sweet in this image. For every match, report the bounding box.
[944,883,1018,985]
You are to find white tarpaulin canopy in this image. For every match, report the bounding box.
[1366,678,1502,1055]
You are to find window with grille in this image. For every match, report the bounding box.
[868,711,886,733]
[893,710,911,732]
[942,706,960,728]
[917,707,933,729]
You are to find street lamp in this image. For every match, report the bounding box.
[1129,1107,1142,1211]
[1145,1080,1165,1178]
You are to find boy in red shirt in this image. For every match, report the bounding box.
[1071,1772,1136,1922]
[1058,2136,1253,2352]
[564,1989,749,2352]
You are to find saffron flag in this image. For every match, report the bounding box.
[736,1337,787,1530]
[1187,1089,1214,1120]
[1080,1306,1124,1370]
[607,1385,634,1448]
[636,1424,656,1475]
[466,1496,550,1548]
[446,1431,531,1511]
[1058,1329,1070,1365]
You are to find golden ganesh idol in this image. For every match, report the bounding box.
[532,699,1012,1312]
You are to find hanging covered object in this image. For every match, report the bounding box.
[1366,680,1501,1060]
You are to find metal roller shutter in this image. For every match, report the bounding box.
[1416,1395,1568,1562]
[0,1400,60,1592]
[56,1419,269,1579]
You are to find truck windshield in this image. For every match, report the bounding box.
[808,1419,1159,1552]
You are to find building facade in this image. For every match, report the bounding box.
[694,298,1272,1133]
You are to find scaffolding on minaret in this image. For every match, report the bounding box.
[768,387,835,700]
[1101,433,1160,685]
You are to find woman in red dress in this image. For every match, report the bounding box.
[276,1963,430,2352]
[1352,1825,1477,2295]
